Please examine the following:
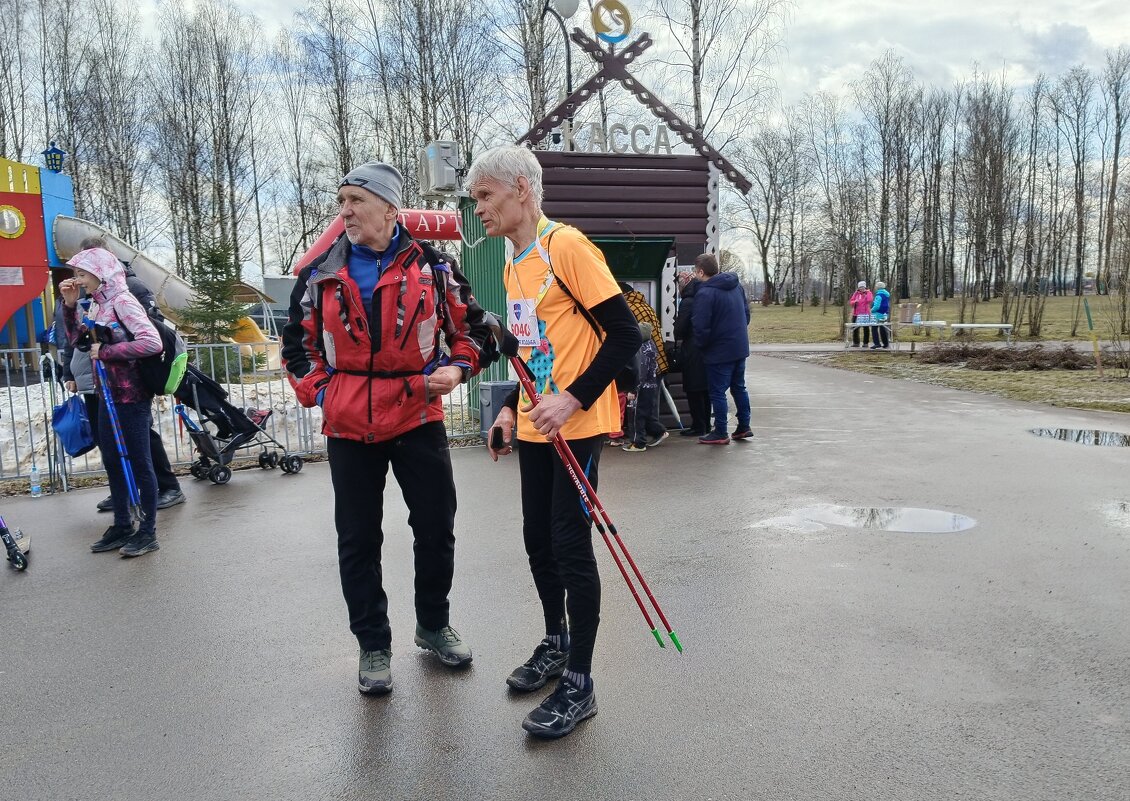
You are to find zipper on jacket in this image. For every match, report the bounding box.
[399,291,427,349]
[335,284,360,345]
[394,274,408,338]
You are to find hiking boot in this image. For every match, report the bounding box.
[521,676,597,739]
[119,533,159,558]
[96,495,114,513]
[699,431,730,445]
[506,638,569,692]
[731,426,754,440]
[646,431,670,447]
[414,624,473,667]
[621,443,647,453]
[156,488,186,509]
[91,525,134,553]
[358,648,392,695]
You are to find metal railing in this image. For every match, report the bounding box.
[1,341,503,489]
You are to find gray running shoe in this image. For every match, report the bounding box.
[506,638,568,692]
[358,649,392,695]
[414,624,473,667]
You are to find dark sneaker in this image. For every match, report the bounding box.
[119,533,159,558]
[731,426,754,440]
[506,638,569,692]
[414,624,473,667]
[156,488,186,509]
[646,431,670,447]
[91,525,134,553]
[522,676,597,739]
[96,495,114,513]
[699,431,730,445]
[679,427,705,437]
[358,648,392,695]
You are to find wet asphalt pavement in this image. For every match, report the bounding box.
[2,354,1128,801]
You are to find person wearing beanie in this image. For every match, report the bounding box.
[848,280,873,348]
[870,280,892,349]
[470,145,641,739]
[622,319,668,452]
[282,160,494,696]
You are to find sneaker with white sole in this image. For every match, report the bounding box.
[414,624,473,667]
[359,648,392,695]
[646,431,670,447]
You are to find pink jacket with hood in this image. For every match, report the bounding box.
[849,288,873,316]
[63,248,162,404]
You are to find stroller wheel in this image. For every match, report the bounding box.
[286,456,304,474]
[190,462,208,480]
[258,452,271,470]
[268,452,280,469]
[209,465,232,485]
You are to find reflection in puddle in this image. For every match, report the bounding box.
[1030,428,1130,447]
[769,505,976,533]
[1101,502,1130,528]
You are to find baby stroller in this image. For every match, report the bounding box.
[174,364,304,485]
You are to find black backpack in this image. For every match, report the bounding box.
[120,313,189,396]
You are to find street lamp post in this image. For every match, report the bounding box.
[543,0,578,147]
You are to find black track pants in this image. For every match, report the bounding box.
[518,436,603,673]
[327,422,457,652]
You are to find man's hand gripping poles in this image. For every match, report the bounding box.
[486,316,682,652]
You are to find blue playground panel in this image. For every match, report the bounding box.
[40,170,75,267]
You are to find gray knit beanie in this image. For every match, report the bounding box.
[340,162,403,209]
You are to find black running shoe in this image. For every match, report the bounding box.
[507,639,568,692]
[119,533,159,558]
[91,525,134,553]
[521,676,597,739]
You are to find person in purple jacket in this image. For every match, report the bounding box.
[59,248,164,557]
[691,253,752,445]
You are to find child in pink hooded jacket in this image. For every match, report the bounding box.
[60,248,164,557]
[848,281,873,347]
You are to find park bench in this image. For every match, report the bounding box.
[948,323,1013,344]
[843,321,898,350]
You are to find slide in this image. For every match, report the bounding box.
[53,215,278,360]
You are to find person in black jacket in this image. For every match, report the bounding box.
[692,253,752,445]
[673,271,711,436]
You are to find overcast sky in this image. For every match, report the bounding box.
[184,0,1128,100]
[776,0,1129,103]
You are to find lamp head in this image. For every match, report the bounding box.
[550,0,580,18]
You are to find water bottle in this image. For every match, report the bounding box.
[913,311,921,325]
[29,465,42,498]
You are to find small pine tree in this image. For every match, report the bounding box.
[178,241,248,343]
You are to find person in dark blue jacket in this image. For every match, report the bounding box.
[691,253,752,444]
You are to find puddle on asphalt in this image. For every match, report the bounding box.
[1030,428,1130,447]
[1101,502,1130,528]
[760,504,976,534]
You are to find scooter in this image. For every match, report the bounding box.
[1,515,29,571]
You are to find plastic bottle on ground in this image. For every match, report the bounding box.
[30,465,42,498]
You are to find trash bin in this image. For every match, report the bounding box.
[479,380,517,438]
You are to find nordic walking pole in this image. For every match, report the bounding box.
[93,357,144,522]
[488,317,682,651]
[1083,298,1104,378]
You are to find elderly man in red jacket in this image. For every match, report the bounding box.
[283,161,491,696]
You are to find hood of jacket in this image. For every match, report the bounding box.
[702,271,741,293]
[68,248,129,304]
[875,288,890,300]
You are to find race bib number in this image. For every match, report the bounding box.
[508,298,541,347]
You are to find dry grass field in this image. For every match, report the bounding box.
[750,294,1125,344]
[749,295,1130,414]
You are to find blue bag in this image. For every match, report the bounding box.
[52,394,96,457]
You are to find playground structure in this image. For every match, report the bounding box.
[1,156,280,370]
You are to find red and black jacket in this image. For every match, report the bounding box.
[282,229,490,443]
